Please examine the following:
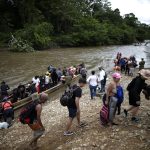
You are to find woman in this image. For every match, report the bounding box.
[32,76,40,93]
[87,71,98,100]
[105,72,122,126]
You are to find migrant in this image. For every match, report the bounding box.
[19,93,48,149]
[63,78,86,136]
[87,71,98,100]
[124,69,150,123]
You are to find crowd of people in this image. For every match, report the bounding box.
[84,53,149,128]
[113,52,145,76]
[0,63,87,127]
[26,67,150,148]
[0,57,150,149]
[0,62,87,102]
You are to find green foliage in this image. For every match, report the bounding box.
[15,22,53,49]
[0,32,10,47]
[72,17,107,46]
[55,17,107,46]
[9,34,34,52]
[0,0,150,51]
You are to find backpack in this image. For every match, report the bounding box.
[19,101,38,124]
[60,85,78,107]
[127,77,137,91]
[116,86,124,103]
[100,105,109,125]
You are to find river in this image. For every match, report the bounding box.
[0,45,150,89]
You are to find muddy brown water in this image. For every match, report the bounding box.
[0,45,150,89]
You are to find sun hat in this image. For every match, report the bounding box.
[112,72,121,79]
[139,69,150,80]
[45,71,50,76]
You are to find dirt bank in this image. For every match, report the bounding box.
[0,74,150,150]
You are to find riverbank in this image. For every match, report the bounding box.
[0,72,150,150]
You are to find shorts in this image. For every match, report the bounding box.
[68,107,77,119]
[129,92,140,107]
[33,129,44,138]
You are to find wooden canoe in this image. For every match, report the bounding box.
[13,75,81,111]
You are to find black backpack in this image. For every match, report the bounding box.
[19,101,39,124]
[60,85,78,107]
[127,77,138,91]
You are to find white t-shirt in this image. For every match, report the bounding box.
[45,75,50,84]
[32,77,40,87]
[87,75,98,86]
[98,70,105,81]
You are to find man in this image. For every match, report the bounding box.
[64,78,86,136]
[0,81,10,99]
[139,58,145,70]
[120,58,126,73]
[51,69,58,86]
[80,67,87,80]
[124,69,150,122]
[28,93,48,148]
[2,97,14,125]
[17,83,26,100]
[98,67,106,93]
[57,68,63,82]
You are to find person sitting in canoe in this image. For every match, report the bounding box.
[0,81,10,99]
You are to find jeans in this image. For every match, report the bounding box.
[121,65,125,72]
[89,85,97,99]
[109,97,118,122]
[3,108,14,123]
[130,68,135,76]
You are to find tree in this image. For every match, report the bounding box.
[0,0,149,50]
[124,13,138,27]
